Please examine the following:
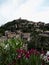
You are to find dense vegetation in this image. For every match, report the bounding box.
[0,18,49,35]
[0,18,49,50]
[0,18,49,33]
[0,38,49,65]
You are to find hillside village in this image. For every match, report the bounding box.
[0,18,49,50]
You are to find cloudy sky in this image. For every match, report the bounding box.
[0,0,49,26]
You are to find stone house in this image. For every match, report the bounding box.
[5,31,16,38]
[22,33,30,41]
[44,31,49,34]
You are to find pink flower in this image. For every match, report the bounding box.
[16,49,26,54]
[17,54,22,59]
[29,48,40,56]
[47,55,49,57]
[47,58,49,61]
[29,48,34,54]
[47,56,49,61]
[25,51,30,59]
[35,50,40,55]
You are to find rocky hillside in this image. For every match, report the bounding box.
[0,18,49,36]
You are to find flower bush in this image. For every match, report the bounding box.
[0,38,49,65]
[16,48,42,65]
[0,38,23,65]
[40,50,49,65]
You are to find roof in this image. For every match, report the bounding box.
[39,33,49,37]
[22,33,30,38]
[44,31,49,34]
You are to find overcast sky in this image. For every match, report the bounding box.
[0,0,49,26]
